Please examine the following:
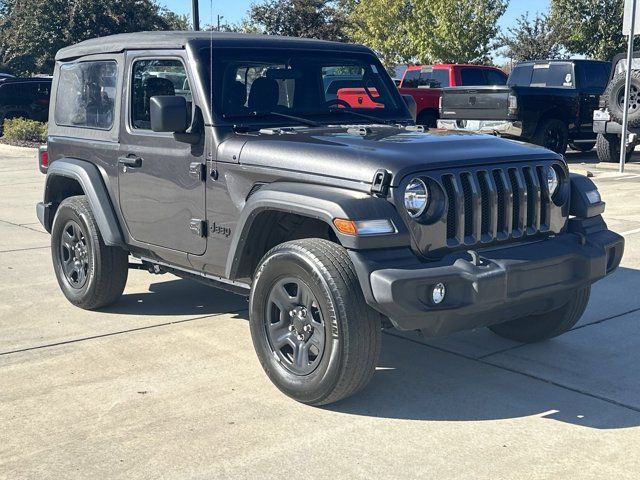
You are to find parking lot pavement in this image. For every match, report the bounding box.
[1,145,640,479]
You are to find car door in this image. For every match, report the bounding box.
[118,52,206,255]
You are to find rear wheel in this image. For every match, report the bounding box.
[596,133,633,163]
[532,118,569,154]
[51,195,128,309]
[488,287,590,343]
[249,238,381,406]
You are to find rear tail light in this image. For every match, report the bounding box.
[508,94,518,115]
[38,145,48,174]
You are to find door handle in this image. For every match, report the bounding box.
[118,156,142,168]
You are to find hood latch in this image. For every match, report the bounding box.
[371,169,391,197]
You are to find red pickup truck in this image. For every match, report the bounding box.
[398,64,508,127]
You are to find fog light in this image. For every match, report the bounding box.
[431,283,446,304]
[585,189,601,204]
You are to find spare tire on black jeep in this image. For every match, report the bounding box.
[602,70,640,127]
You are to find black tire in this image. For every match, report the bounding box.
[596,133,633,163]
[602,70,640,127]
[417,111,437,128]
[51,195,128,309]
[532,118,569,154]
[488,287,590,343]
[569,141,596,152]
[249,238,381,406]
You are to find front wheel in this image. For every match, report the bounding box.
[596,133,633,163]
[249,239,381,406]
[51,195,128,309]
[488,287,590,343]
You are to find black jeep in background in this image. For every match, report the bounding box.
[593,52,640,163]
[438,59,611,154]
[0,77,52,134]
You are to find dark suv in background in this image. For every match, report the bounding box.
[0,77,52,133]
[438,59,611,154]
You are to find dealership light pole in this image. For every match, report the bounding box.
[621,0,638,172]
[192,0,200,31]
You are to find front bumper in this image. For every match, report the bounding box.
[437,119,523,137]
[349,217,623,336]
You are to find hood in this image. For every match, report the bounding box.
[236,126,561,187]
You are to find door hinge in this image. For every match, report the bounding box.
[189,162,206,181]
[189,219,207,237]
[371,169,391,196]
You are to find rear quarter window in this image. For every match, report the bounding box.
[577,62,611,90]
[460,68,488,86]
[54,61,117,130]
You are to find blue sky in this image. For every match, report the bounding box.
[162,0,551,31]
[161,0,551,61]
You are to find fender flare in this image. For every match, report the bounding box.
[225,182,410,279]
[44,158,126,248]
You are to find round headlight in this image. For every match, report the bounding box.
[404,178,429,218]
[546,166,559,197]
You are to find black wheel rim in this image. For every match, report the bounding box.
[544,125,563,152]
[618,84,640,113]
[264,277,326,376]
[59,220,90,289]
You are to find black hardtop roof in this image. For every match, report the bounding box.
[56,31,371,61]
[515,59,610,66]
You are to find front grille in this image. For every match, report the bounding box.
[441,164,553,247]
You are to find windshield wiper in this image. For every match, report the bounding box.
[224,110,320,128]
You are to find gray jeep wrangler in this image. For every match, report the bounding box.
[37,32,624,405]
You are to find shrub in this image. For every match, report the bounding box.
[2,118,48,143]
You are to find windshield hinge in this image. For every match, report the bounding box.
[371,169,391,196]
[189,162,206,181]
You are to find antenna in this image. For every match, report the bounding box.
[192,0,200,31]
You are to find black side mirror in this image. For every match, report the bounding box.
[402,94,417,122]
[150,95,189,133]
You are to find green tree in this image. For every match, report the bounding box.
[247,0,349,41]
[498,12,562,61]
[411,0,508,64]
[0,0,187,75]
[347,0,507,66]
[550,0,626,60]
[347,0,412,66]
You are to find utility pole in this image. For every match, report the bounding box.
[192,0,200,31]
[621,0,638,172]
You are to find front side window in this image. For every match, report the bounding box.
[204,48,409,125]
[55,61,117,129]
[131,59,191,130]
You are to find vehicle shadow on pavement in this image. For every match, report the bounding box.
[329,333,640,429]
[100,278,248,316]
[329,267,640,430]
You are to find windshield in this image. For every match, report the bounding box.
[201,48,410,126]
